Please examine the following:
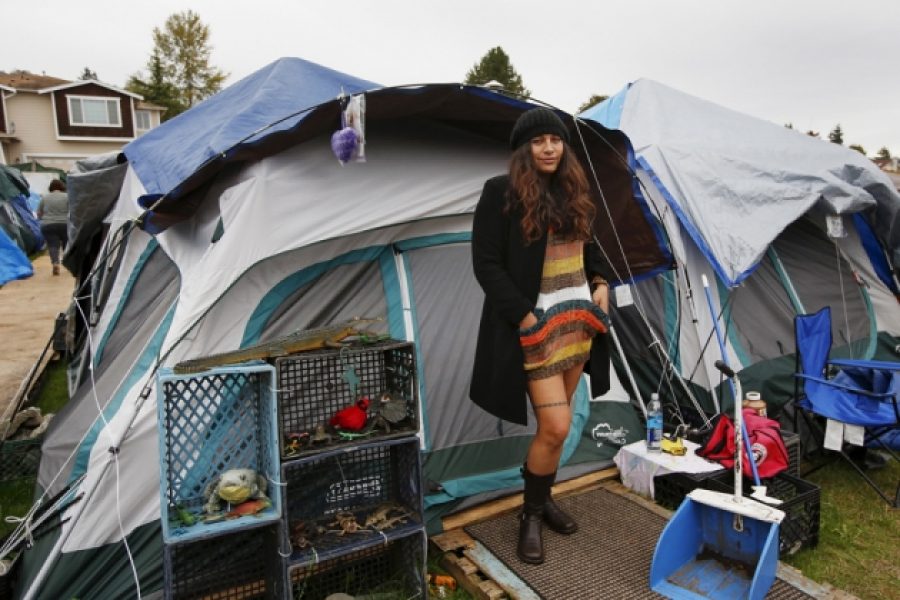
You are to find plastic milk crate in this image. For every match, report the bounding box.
[164,524,285,600]
[157,362,282,544]
[782,429,801,477]
[653,470,722,511]
[281,437,424,565]
[287,527,426,600]
[275,340,418,459]
[707,470,821,555]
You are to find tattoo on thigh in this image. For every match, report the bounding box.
[533,400,569,410]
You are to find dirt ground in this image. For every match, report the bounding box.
[0,253,75,421]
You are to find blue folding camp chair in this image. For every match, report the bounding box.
[793,307,899,507]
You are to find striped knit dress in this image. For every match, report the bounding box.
[519,231,610,380]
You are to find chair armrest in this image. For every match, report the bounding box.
[829,358,900,371]
[794,373,895,399]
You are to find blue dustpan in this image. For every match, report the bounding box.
[650,488,783,600]
[649,356,785,600]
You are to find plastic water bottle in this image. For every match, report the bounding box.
[646,393,663,452]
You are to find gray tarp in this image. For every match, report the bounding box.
[63,152,128,276]
[584,79,900,284]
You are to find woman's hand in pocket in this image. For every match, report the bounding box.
[519,312,538,330]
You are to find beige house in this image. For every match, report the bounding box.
[0,70,165,171]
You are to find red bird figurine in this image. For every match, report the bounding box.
[330,397,370,431]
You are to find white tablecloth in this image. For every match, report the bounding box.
[613,439,724,499]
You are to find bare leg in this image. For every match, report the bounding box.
[525,364,585,475]
[563,366,585,405]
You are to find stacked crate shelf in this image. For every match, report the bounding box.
[157,362,284,599]
[277,340,427,600]
[287,527,426,599]
[275,340,419,458]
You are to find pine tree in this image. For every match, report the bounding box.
[79,67,98,80]
[126,50,186,120]
[464,47,530,98]
[876,146,891,160]
[126,10,227,119]
[828,124,844,145]
[578,94,609,114]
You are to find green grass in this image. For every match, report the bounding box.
[31,358,70,414]
[782,454,899,600]
[0,477,38,541]
[0,358,69,541]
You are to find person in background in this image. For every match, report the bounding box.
[37,179,69,276]
[470,108,612,565]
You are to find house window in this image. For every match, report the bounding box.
[135,110,152,131]
[68,96,121,127]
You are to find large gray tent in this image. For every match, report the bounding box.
[9,59,670,599]
[583,79,900,424]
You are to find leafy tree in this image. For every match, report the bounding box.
[465,47,530,98]
[79,67,98,80]
[876,146,891,160]
[848,144,866,155]
[126,50,186,120]
[828,124,844,145]
[127,10,227,119]
[578,94,609,114]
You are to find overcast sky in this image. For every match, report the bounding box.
[5,1,898,155]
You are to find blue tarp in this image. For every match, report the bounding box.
[0,226,33,284]
[122,57,378,198]
[10,195,44,252]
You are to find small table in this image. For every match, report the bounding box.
[613,439,723,499]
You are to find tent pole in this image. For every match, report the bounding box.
[609,325,647,418]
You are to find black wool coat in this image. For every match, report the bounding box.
[469,174,612,426]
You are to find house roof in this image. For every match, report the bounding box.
[39,79,142,99]
[0,71,69,91]
[136,101,166,111]
[0,70,141,99]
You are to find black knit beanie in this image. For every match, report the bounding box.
[509,108,570,150]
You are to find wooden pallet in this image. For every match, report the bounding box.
[440,467,618,531]
[431,529,513,600]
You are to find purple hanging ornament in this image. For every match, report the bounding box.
[330,126,359,164]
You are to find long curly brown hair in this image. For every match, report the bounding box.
[506,142,595,244]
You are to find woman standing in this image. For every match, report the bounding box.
[37,179,69,276]
[470,108,612,564]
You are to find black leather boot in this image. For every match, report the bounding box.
[543,471,578,534]
[517,467,554,564]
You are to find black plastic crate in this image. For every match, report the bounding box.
[282,438,423,564]
[275,340,418,459]
[653,470,722,510]
[157,363,281,544]
[287,527,426,600]
[706,471,820,555]
[164,524,285,599]
[782,430,801,477]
